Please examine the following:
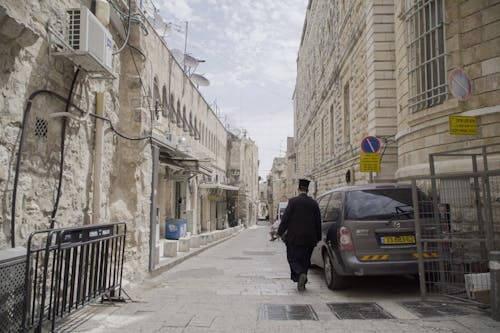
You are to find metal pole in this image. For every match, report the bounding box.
[412,179,426,299]
[490,251,500,321]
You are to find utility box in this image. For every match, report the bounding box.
[0,247,27,333]
[165,219,187,240]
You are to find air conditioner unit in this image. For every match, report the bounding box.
[53,7,114,75]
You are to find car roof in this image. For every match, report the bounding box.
[318,183,412,198]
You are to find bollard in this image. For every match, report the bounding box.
[491,251,500,321]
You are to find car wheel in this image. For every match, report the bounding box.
[323,250,346,290]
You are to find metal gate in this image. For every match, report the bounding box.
[22,222,126,332]
[410,143,500,305]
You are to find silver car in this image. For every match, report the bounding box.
[311,183,429,290]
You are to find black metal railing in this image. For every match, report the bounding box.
[22,223,126,332]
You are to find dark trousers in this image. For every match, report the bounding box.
[286,244,314,282]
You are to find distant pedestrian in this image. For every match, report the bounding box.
[277,179,321,291]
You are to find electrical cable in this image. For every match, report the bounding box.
[112,0,132,55]
[50,67,80,228]
[107,0,149,35]
[10,89,151,247]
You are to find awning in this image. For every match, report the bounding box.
[198,183,239,191]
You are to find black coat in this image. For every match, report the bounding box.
[277,193,321,246]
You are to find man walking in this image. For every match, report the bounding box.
[277,179,321,291]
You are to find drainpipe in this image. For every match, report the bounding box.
[149,144,159,271]
[92,92,104,224]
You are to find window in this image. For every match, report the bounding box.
[153,77,160,120]
[324,192,342,222]
[317,194,331,221]
[343,83,350,144]
[162,86,168,117]
[182,106,188,132]
[176,100,182,127]
[406,0,446,112]
[170,94,176,123]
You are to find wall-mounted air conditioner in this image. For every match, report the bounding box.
[50,7,114,77]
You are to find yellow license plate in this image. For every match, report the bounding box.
[381,235,415,244]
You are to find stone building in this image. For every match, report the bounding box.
[0,0,255,282]
[227,132,259,227]
[294,0,500,196]
[284,136,298,197]
[268,157,288,222]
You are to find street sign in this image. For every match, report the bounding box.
[360,136,381,153]
[449,116,478,135]
[360,153,380,172]
[449,69,472,101]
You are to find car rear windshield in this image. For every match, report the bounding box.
[345,188,424,220]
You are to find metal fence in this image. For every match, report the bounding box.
[22,223,126,332]
[410,143,500,305]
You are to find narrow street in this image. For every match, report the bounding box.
[62,224,497,333]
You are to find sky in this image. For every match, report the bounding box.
[143,0,307,179]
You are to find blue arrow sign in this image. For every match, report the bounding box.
[361,136,381,153]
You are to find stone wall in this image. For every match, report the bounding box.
[395,0,500,178]
[294,0,397,197]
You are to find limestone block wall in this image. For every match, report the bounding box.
[294,0,397,197]
[395,0,500,178]
[0,0,124,249]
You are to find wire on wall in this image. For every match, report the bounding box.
[50,67,81,228]
[112,0,132,55]
[10,89,151,247]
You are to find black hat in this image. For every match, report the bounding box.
[298,179,310,191]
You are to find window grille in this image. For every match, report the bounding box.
[34,117,48,138]
[406,0,446,112]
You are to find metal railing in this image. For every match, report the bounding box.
[22,223,126,332]
[410,143,500,305]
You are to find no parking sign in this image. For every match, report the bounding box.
[449,69,472,101]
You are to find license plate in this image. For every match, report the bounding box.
[380,235,415,245]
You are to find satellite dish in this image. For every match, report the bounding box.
[184,54,205,68]
[190,74,210,86]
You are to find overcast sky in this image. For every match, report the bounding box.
[149,0,307,179]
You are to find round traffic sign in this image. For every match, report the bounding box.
[361,136,381,153]
[449,69,472,101]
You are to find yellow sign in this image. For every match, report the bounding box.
[449,116,478,135]
[360,153,380,172]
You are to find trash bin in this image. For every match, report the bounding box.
[165,219,187,240]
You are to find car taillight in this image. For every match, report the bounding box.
[339,226,353,251]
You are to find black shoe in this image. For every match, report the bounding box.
[297,273,307,291]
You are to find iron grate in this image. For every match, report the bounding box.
[34,117,48,138]
[327,302,394,320]
[0,259,26,333]
[260,304,318,321]
[399,301,471,318]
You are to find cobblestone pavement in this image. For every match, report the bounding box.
[66,224,499,333]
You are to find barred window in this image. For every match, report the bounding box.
[406,0,446,112]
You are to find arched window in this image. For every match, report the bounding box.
[153,77,160,120]
[182,106,188,132]
[170,94,175,123]
[162,85,168,117]
[176,100,182,127]
[189,112,194,137]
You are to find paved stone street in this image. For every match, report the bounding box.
[64,224,499,333]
